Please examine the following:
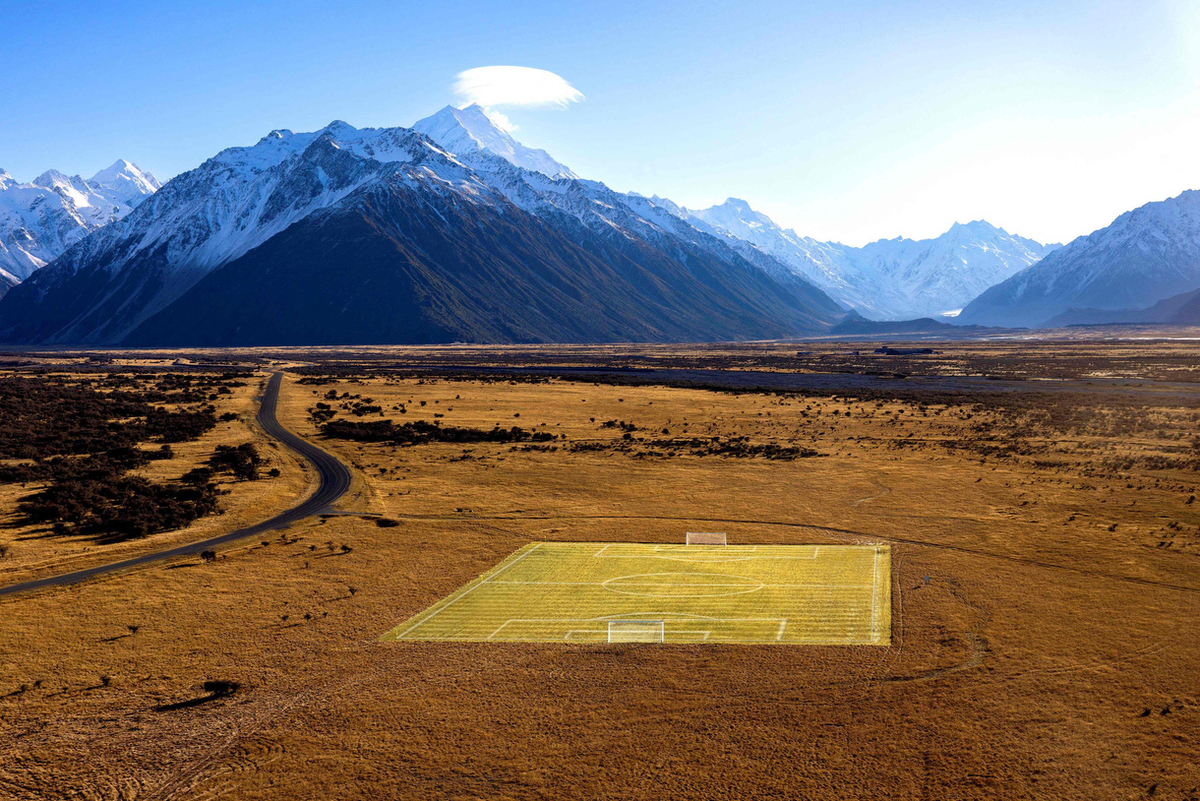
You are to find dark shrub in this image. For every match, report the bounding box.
[208,444,262,481]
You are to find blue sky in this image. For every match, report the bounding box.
[2,0,1197,245]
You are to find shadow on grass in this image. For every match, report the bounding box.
[154,680,239,712]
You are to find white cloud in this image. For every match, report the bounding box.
[453,66,584,111]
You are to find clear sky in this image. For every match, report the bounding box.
[2,0,1197,246]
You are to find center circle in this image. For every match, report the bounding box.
[601,572,765,598]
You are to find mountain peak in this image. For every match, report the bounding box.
[949,219,1001,235]
[34,169,74,188]
[322,120,358,135]
[89,159,161,195]
[960,187,1200,327]
[412,105,577,180]
[457,103,492,118]
[690,197,777,233]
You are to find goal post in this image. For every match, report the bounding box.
[686,531,727,546]
[607,620,665,643]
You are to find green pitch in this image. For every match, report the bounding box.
[383,542,890,645]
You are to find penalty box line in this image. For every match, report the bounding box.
[488,614,793,640]
[485,580,875,589]
[591,544,822,561]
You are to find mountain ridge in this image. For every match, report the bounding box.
[0,161,159,281]
[0,118,844,345]
[671,197,1059,320]
[958,189,1200,327]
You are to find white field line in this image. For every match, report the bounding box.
[667,631,712,642]
[565,629,608,641]
[870,546,880,641]
[393,543,544,639]
[487,615,792,624]
[486,580,873,589]
[596,551,821,562]
[405,633,880,643]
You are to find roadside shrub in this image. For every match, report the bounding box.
[18,474,221,543]
[208,444,262,481]
[322,419,554,446]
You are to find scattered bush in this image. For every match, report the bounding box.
[208,444,262,481]
[203,680,239,696]
[322,419,555,447]
[18,474,221,543]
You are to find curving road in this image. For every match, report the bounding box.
[0,372,352,598]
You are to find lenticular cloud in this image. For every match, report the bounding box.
[453,66,584,109]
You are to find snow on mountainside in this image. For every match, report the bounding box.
[852,221,1059,319]
[684,198,877,313]
[676,198,1057,320]
[413,104,578,179]
[959,190,1200,328]
[89,159,161,204]
[0,119,842,345]
[0,161,159,281]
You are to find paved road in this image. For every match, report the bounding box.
[0,372,352,598]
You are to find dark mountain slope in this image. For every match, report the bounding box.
[126,179,837,346]
[1166,289,1200,324]
[1042,287,1200,327]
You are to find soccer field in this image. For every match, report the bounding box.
[383,542,890,645]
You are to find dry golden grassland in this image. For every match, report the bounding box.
[0,350,1198,800]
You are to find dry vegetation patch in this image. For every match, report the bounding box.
[2,344,1200,800]
[0,371,311,580]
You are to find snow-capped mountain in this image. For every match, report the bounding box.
[0,161,159,282]
[0,120,843,345]
[683,198,877,312]
[669,198,1058,320]
[959,189,1200,327]
[88,159,161,205]
[850,221,1059,319]
[413,104,577,179]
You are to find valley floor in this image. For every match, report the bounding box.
[1,341,1198,799]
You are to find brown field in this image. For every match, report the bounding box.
[1,340,1199,800]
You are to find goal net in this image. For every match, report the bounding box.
[686,531,727,546]
[608,620,665,643]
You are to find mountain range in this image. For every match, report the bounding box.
[2,103,1198,342]
[657,197,1060,319]
[959,189,1200,327]
[0,109,842,345]
[0,161,159,293]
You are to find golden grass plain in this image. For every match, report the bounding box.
[0,343,1198,800]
